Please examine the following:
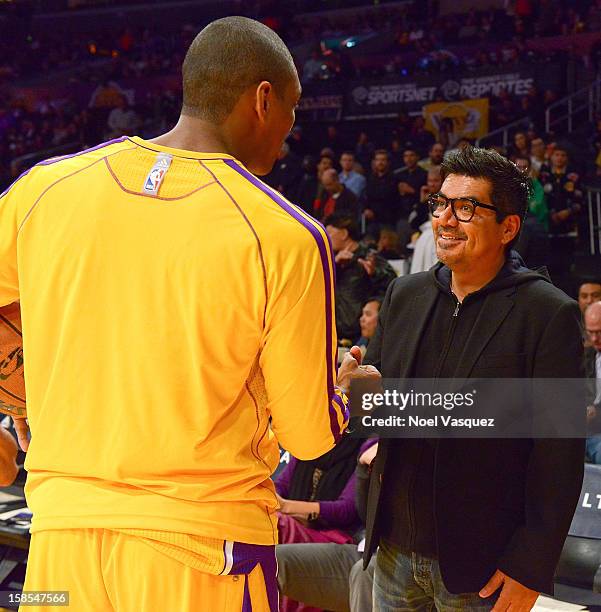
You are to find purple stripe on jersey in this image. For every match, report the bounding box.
[37,136,128,166]
[0,136,128,201]
[331,391,349,442]
[223,160,341,444]
[230,542,278,612]
[0,166,34,200]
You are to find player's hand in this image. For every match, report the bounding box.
[335,250,354,266]
[480,570,538,612]
[12,418,29,452]
[337,346,381,395]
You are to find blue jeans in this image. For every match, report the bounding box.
[586,435,601,464]
[373,540,499,612]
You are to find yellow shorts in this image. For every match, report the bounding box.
[22,529,277,611]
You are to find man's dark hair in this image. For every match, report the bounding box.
[579,279,601,289]
[364,295,384,309]
[182,16,297,124]
[340,150,355,158]
[323,213,361,242]
[373,149,389,159]
[441,146,530,250]
[403,146,418,155]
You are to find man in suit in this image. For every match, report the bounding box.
[364,147,584,611]
[584,301,601,463]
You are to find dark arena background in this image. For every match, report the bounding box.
[0,0,601,610]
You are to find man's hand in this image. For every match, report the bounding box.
[398,182,415,196]
[479,570,539,612]
[12,418,29,452]
[357,253,376,276]
[335,250,354,266]
[337,346,381,395]
[587,405,597,423]
[363,209,375,220]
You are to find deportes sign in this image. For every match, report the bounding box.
[344,63,562,118]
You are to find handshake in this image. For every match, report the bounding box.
[336,345,381,395]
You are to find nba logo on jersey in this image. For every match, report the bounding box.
[142,153,173,196]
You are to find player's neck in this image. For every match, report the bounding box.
[149,115,233,157]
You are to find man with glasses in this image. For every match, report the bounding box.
[363,146,584,611]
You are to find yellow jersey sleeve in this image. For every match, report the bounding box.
[220,161,349,460]
[0,173,25,306]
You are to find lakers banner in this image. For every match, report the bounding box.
[423,98,489,143]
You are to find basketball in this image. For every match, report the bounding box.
[0,302,26,418]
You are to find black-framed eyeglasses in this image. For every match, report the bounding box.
[427,193,499,223]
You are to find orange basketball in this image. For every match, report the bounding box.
[0,302,26,418]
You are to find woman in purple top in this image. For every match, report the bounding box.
[275,437,374,545]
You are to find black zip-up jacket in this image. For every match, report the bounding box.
[363,251,585,595]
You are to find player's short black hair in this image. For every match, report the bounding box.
[182,16,297,124]
[323,213,361,242]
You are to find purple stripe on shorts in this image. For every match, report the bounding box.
[223,160,341,444]
[242,576,253,612]
[229,542,278,612]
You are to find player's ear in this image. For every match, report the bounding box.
[254,81,271,124]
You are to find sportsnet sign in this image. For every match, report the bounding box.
[344,63,561,118]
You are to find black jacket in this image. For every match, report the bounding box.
[363,252,585,595]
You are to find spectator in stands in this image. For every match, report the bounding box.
[302,50,322,83]
[292,155,319,215]
[509,131,530,159]
[396,146,428,219]
[514,155,549,231]
[324,213,396,343]
[357,297,382,350]
[325,125,343,157]
[410,167,443,274]
[355,131,375,171]
[314,169,359,221]
[377,229,402,260]
[584,301,601,464]
[265,141,301,197]
[418,142,445,172]
[538,146,583,274]
[408,116,435,156]
[389,138,404,172]
[288,125,310,158]
[364,150,402,234]
[530,137,546,176]
[106,95,140,138]
[276,440,378,612]
[275,436,367,612]
[339,151,366,200]
[578,281,601,315]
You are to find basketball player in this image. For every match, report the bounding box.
[0,17,369,611]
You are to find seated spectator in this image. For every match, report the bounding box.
[276,440,378,612]
[578,280,601,316]
[408,116,435,157]
[339,151,366,200]
[409,168,443,274]
[302,50,322,83]
[275,436,369,612]
[355,132,375,171]
[418,142,445,173]
[508,131,530,159]
[314,169,359,221]
[357,297,382,351]
[106,95,139,138]
[514,155,549,230]
[291,155,319,216]
[324,213,396,343]
[396,146,428,222]
[377,229,402,260]
[584,302,601,464]
[530,137,546,176]
[364,150,402,235]
[264,142,301,197]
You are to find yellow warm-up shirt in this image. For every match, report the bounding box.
[0,136,348,550]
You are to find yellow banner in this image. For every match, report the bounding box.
[423,98,489,144]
